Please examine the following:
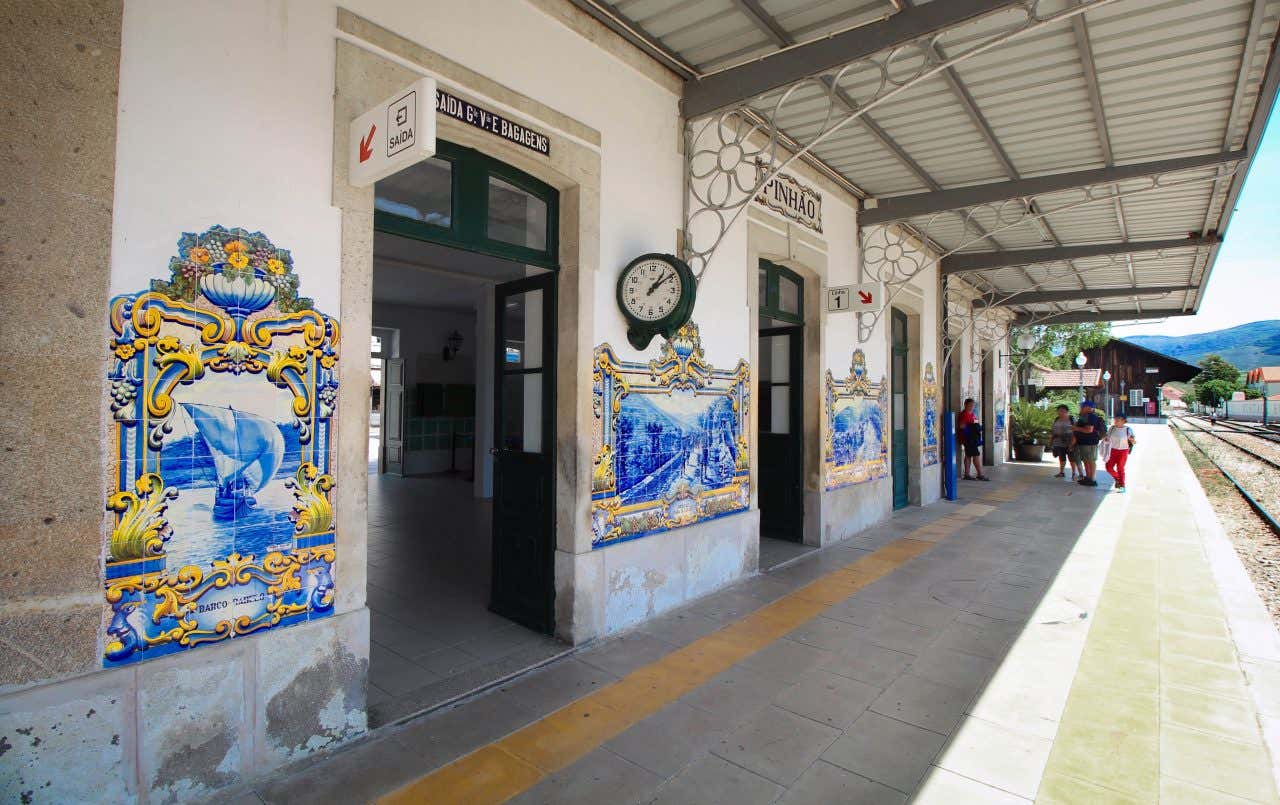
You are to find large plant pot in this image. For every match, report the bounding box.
[1014,443,1045,462]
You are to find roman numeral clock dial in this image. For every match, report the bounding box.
[616,253,697,350]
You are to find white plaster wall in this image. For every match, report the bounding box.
[112,0,683,317]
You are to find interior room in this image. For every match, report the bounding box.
[365,230,564,726]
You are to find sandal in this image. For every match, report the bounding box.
[977,475,991,481]
[1054,472,1065,478]
[962,475,974,481]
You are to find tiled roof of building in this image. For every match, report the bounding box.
[1037,369,1102,389]
[1247,367,1280,383]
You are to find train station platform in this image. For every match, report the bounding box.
[249,424,1280,804]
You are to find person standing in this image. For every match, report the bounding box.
[1073,399,1105,487]
[1050,404,1076,479]
[1105,413,1136,493]
[957,398,990,481]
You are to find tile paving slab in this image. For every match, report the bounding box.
[249,446,1280,803]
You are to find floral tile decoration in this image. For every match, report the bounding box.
[590,323,751,549]
[825,349,889,490]
[923,361,940,467]
[103,225,339,667]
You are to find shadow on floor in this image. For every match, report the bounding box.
[253,459,1118,803]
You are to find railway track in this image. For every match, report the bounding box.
[1171,414,1280,533]
[1178,415,1280,470]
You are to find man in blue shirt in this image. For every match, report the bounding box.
[1072,399,1106,487]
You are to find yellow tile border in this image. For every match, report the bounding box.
[381,480,1035,804]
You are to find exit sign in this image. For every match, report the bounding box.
[349,78,437,187]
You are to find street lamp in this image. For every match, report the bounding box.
[1075,352,1087,403]
[1102,370,1112,418]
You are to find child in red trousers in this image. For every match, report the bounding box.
[1104,413,1136,492]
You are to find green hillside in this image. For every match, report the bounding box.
[1126,320,1280,369]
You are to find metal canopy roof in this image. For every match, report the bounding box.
[571,0,1280,323]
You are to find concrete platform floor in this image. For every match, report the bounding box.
[252,424,1280,803]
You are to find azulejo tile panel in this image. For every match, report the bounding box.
[994,394,1007,443]
[591,323,751,549]
[824,349,888,490]
[103,225,339,668]
[923,362,940,467]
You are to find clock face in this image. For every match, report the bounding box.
[621,258,683,322]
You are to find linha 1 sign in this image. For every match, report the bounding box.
[754,159,823,233]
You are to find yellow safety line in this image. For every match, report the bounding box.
[382,483,1031,805]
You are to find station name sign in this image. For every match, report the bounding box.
[755,159,823,233]
[436,89,551,157]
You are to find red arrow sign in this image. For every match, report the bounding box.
[857,290,873,305]
[359,123,376,163]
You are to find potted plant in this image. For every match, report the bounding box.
[1010,400,1053,462]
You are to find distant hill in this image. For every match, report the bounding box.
[1126,320,1280,370]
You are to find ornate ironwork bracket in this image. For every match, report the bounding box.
[682,0,1121,285]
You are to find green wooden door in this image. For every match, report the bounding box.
[892,309,909,510]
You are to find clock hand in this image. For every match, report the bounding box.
[646,271,675,296]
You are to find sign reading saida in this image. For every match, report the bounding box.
[349,77,438,187]
[754,159,823,233]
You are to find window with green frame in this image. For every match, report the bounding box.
[759,259,803,324]
[374,141,559,270]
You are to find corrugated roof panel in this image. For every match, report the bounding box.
[762,0,896,41]
[600,0,1277,320]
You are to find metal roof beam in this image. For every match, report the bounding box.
[1013,310,1196,326]
[974,285,1194,308]
[860,151,1246,225]
[681,0,1021,118]
[941,236,1221,274]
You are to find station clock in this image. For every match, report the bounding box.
[616,253,697,350]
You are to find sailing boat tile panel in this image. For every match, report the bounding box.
[102,226,338,667]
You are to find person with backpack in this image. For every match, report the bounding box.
[1072,399,1106,487]
[1104,413,1136,493]
[957,398,990,481]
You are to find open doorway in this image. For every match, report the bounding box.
[757,259,806,566]
[365,142,565,725]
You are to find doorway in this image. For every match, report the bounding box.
[365,142,564,725]
[891,309,910,509]
[757,260,805,551]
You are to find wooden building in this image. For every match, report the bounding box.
[1081,338,1201,417]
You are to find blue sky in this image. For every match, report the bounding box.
[1123,99,1280,337]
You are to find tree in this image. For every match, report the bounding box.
[1196,379,1236,408]
[1192,354,1246,409]
[1192,354,1242,387]
[1018,323,1113,370]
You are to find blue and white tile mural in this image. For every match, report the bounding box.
[103,226,338,667]
[923,362,940,467]
[825,350,889,490]
[994,394,1007,443]
[591,323,750,548]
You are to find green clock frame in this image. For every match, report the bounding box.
[617,253,697,350]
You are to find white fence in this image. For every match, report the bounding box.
[1222,398,1276,423]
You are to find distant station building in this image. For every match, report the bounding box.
[1082,339,1202,417]
[3,1,1278,801]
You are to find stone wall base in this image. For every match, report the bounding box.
[0,609,369,803]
